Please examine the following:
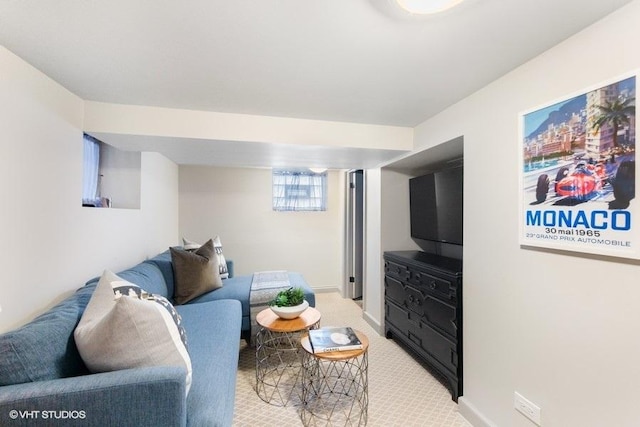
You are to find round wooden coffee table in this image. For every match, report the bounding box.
[300,330,369,426]
[255,307,321,406]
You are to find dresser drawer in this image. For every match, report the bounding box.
[386,301,458,377]
[384,276,407,307]
[408,321,458,376]
[384,260,410,282]
[386,277,434,318]
[411,270,456,301]
[422,295,457,340]
[385,299,412,334]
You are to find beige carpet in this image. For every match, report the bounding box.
[233,292,471,427]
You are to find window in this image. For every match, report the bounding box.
[82,134,101,206]
[272,169,327,211]
[81,133,141,209]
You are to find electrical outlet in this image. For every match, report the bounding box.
[514,392,541,425]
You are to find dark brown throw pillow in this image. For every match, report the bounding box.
[170,239,222,305]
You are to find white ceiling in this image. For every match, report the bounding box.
[0,0,633,168]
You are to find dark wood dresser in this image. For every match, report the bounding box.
[383,250,463,401]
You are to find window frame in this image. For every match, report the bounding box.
[272,169,328,212]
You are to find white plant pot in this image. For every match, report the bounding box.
[270,300,309,319]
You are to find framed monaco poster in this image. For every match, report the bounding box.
[519,72,638,259]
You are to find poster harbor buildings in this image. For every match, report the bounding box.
[520,74,637,258]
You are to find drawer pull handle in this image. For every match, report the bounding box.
[429,281,437,290]
[408,295,415,303]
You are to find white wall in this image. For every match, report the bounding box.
[99,143,141,209]
[372,2,640,426]
[0,46,179,333]
[381,169,421,253]
[363,168,421,332]
[363,168,384,331]
[179,166,345,291]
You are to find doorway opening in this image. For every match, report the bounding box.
[346,169,364,304]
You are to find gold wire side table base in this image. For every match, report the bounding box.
[300,331,369,426]
[255,307,321,407]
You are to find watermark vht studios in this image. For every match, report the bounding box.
[8,409,87,421]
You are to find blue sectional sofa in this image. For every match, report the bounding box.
[146,251,316,338]
[0,250,315,426]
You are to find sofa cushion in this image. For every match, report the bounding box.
[74,270,192,393]
[176,299,241,427]
[84,262,170,299]
[170,239,222,305]
[0,287,92,386]
[144,251,177,297]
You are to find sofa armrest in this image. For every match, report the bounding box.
[0,366,187,427]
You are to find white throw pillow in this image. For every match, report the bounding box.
[182,236,229,279]
[182,237,201,251]
[74,270,192,394]
[213,235,229,279]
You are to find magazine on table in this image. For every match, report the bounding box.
[308,326,363,353]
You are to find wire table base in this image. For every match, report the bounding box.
[255,307,321,407]
[300,331,369,426]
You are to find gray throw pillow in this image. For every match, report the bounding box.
[171,239,222,305]
[182,236,229,279]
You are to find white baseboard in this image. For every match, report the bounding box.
[363,310,384,335]
[312,286,340,294]
[311,288,384,336]
[458,396,497,427]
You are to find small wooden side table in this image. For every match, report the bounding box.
[300,330,369,426]
[255,307,321,406]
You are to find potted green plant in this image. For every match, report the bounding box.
[269,287,309,319]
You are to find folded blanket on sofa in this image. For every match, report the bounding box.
[249,271,291,344]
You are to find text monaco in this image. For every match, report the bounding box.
[525,209,631,231]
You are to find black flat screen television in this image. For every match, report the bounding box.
[409,166,463,246]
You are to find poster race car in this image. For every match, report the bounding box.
[520,73,637,258]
